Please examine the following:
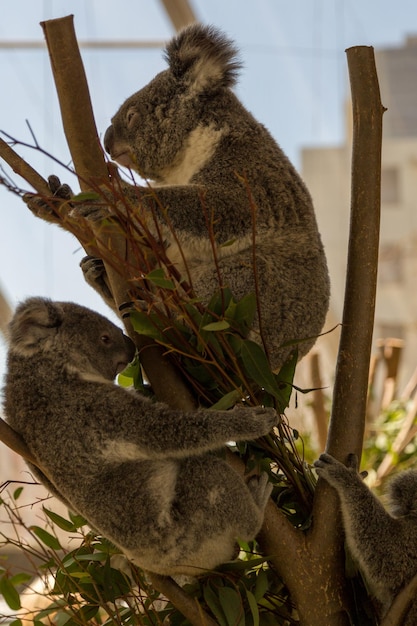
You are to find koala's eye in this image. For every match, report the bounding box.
[100,333,112,345]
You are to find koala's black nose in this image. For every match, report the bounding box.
[103,125,114,155]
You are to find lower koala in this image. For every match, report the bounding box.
[315,453,417,623]
[4,297,277,576]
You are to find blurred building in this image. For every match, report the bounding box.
[302,35,417,390]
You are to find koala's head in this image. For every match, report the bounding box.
[388,469,417,518]
[104,24,242,180]
[8,297,136,381]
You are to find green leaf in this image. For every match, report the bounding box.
[10,572,32,586]
[30,526,62,550]
[211,390,242,411]
[71,191,100,202]
[43,508,77,532]
[245,589,259,626]
[239,340,284,403]
[13,487,23,500]
[203,584,228,626]
[202,320,230,332]
[67,512,87,528]
[232,293,257,335]
[9,620,23,626]
[218,586,245,626]
[254,569,269,601]
[0,575,21,610]
[130,310,164,341]
[145,268,175,290]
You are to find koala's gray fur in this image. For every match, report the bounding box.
[82,24,330,370]
[4,297,277,576]
[314,453,417,623]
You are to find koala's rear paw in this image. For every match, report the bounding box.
[80,256,114,307]
[247,473,273,510]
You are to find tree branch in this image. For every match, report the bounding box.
[326,46,384,460]
[0,137,51,195]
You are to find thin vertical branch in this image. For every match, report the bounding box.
[326,46,384,460]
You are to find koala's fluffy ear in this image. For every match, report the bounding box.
[164,24,242,94]
[8,297,64,356]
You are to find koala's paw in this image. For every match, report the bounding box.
[247,473,273,511]
[23,175,73,223]
[48,175,73,200]
[314,453,366,488]
[235,406,278,436]
[80,256,114,306]
[70,200,112,222]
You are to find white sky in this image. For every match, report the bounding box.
[0,0,416,378]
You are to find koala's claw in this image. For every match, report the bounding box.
[48,175,73,200]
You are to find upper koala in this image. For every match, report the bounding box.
[315,453,417,623]
[91,24,330,370]
[4,297,277,576]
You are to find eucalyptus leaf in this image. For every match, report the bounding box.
[30,526,62,551]
[130,310,164,341]
[13,487,23,501]
[239,340,284,401]
[202,320,230,331]
[145,268,175,290]
[71,191,100,202]
[203,584,228,626]
[245,589,260,626]
[254,569,269,601]
[0,576,21,610]
[218,586,245,626]
[43,508,76,532]
[233,293,257,335]
[211,389,242,411]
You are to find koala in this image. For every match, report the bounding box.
[73,24,330,370]
[4,297,277,576]
[314,453,417,623]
